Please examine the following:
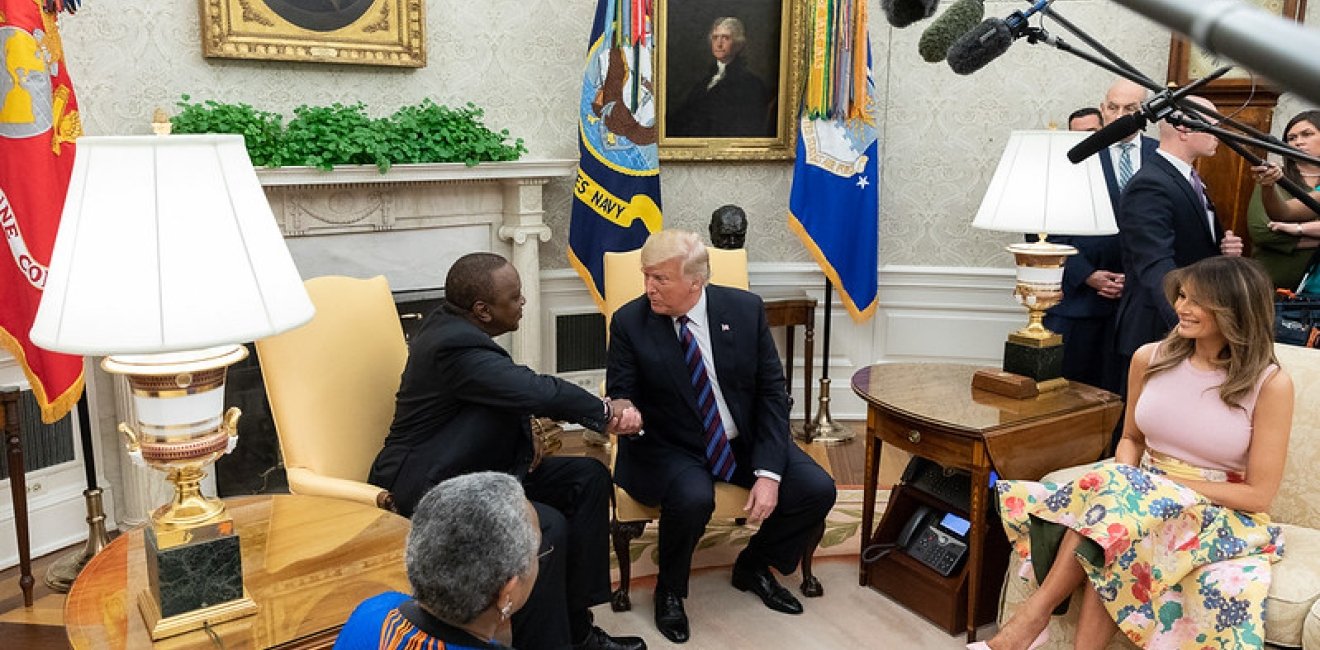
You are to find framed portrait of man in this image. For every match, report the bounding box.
[200,0,425,67]
[657,0,804,161]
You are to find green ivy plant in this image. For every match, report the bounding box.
[170,95,527,172]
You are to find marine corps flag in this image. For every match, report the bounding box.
[789,0,880,322]
[569,0,662,309]
[0,0,85,423]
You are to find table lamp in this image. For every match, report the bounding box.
[971,130,1116,390]
[30,133,314,639]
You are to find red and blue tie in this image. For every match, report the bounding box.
[677,315,736,482]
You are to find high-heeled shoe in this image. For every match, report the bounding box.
[965,626,1049,650]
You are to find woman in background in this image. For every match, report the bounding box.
[1248,110,1320,289]
[336,472,541,649]
[977,256,1294,650]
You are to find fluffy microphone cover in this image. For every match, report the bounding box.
[946,18,1013,75]
[881,0,938,28]
[917,0,985,63]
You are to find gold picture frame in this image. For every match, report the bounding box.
[200,0,426,68]
[657,0,805,161]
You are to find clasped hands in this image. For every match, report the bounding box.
[1086,270,1125,299]
[605,397,643,436]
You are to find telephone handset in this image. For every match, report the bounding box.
[897,505,936,549]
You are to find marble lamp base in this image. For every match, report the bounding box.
[1003,339,1064,386]
[140,520,256,639]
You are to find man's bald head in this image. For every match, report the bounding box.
[1158,95,1219,163]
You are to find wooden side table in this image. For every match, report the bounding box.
[65,494,410,649]
[851,364,1121,641]
[761,293,817,432]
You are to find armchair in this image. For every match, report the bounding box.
[254,275,407,511]
[601,247,823,611]
[998,343,1320,648]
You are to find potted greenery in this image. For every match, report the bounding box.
[169,95,527,172]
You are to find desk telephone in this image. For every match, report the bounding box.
[896,505,970,577]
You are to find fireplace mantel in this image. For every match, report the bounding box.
[256,159,577,371]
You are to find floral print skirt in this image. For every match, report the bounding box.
[996,454,1283,649]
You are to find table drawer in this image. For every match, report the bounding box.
[877,413,976,467]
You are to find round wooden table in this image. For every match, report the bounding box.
[65,494,410,649]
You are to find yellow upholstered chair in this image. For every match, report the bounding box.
[601,247,822,612]
[255,275,406,511]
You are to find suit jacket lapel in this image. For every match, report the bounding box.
[1153,154,1216,244]
[706,288,739,390]
[647,309,702,419]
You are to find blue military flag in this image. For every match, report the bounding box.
[569,0,662,309]
[789,0,880,322]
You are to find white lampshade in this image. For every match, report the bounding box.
[31,134,313,355]
[972,130,1117,236]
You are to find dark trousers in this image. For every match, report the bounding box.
[654,444,835,597]
[1044,312,1114,389]
[513,456,613,650]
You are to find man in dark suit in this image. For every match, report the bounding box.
[1045,81,1160,389]
[368,252,647,650]
[668,17,774,138]
[606,230,836,644]
[1114,96,1244,395]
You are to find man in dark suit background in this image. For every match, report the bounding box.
[1044,80,1159,390]
[368,252,647,650]
[1113,96,1244,396]
[668,17,774,138]
[606,230,836,644]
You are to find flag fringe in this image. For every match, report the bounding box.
[787,212,878,323]
[0,328,84,424]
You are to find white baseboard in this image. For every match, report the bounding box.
[0,474,112,570]
[540,264,1020,421]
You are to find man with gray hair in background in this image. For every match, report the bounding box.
[668,16,774,137]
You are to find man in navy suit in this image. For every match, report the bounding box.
[606,230,836,644]
[1045,81,1159,389]
[1113,96,1244,395]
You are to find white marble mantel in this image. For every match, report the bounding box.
[256,159,577,371]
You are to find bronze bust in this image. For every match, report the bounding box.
[709,204,749,250]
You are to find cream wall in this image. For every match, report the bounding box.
[60,0,1316,271]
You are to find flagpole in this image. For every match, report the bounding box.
[807,279,853,443]
[44,393,111,591]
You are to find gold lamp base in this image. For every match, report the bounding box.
[1001,239,1076,383]
[139,588,258,640]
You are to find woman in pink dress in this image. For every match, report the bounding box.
[977,256,1295,650]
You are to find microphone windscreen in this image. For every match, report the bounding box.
[881,0,939,28]
[1067,114,1147,163]
[946,18,1013,75]
[918,0,986,63]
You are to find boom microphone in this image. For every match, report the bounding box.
[918,0,985,63]
[880,0,938,29]
[946,0,1052,75]
[1066,114,1147,163]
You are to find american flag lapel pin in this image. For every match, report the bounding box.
[721,323,730,332]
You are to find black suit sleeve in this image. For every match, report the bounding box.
[748,301,791,476]
[1119,177,1181,330]
[448,347,609,432]
[605,310,638,401]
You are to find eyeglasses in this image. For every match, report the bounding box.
[537,545,554,561]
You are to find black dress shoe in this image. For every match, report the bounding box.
[653,587,690,643]
[731,562,804,614]
[573,625,647,650]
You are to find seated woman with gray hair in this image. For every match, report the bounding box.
[335,472,541,649]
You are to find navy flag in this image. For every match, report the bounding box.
[569,0,662,309]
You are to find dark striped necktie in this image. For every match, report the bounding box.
[677,315,735,481]
[1117,142,1135,189]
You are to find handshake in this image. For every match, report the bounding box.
[605,397,644,436]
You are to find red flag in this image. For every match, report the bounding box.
[1,0,84,423]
